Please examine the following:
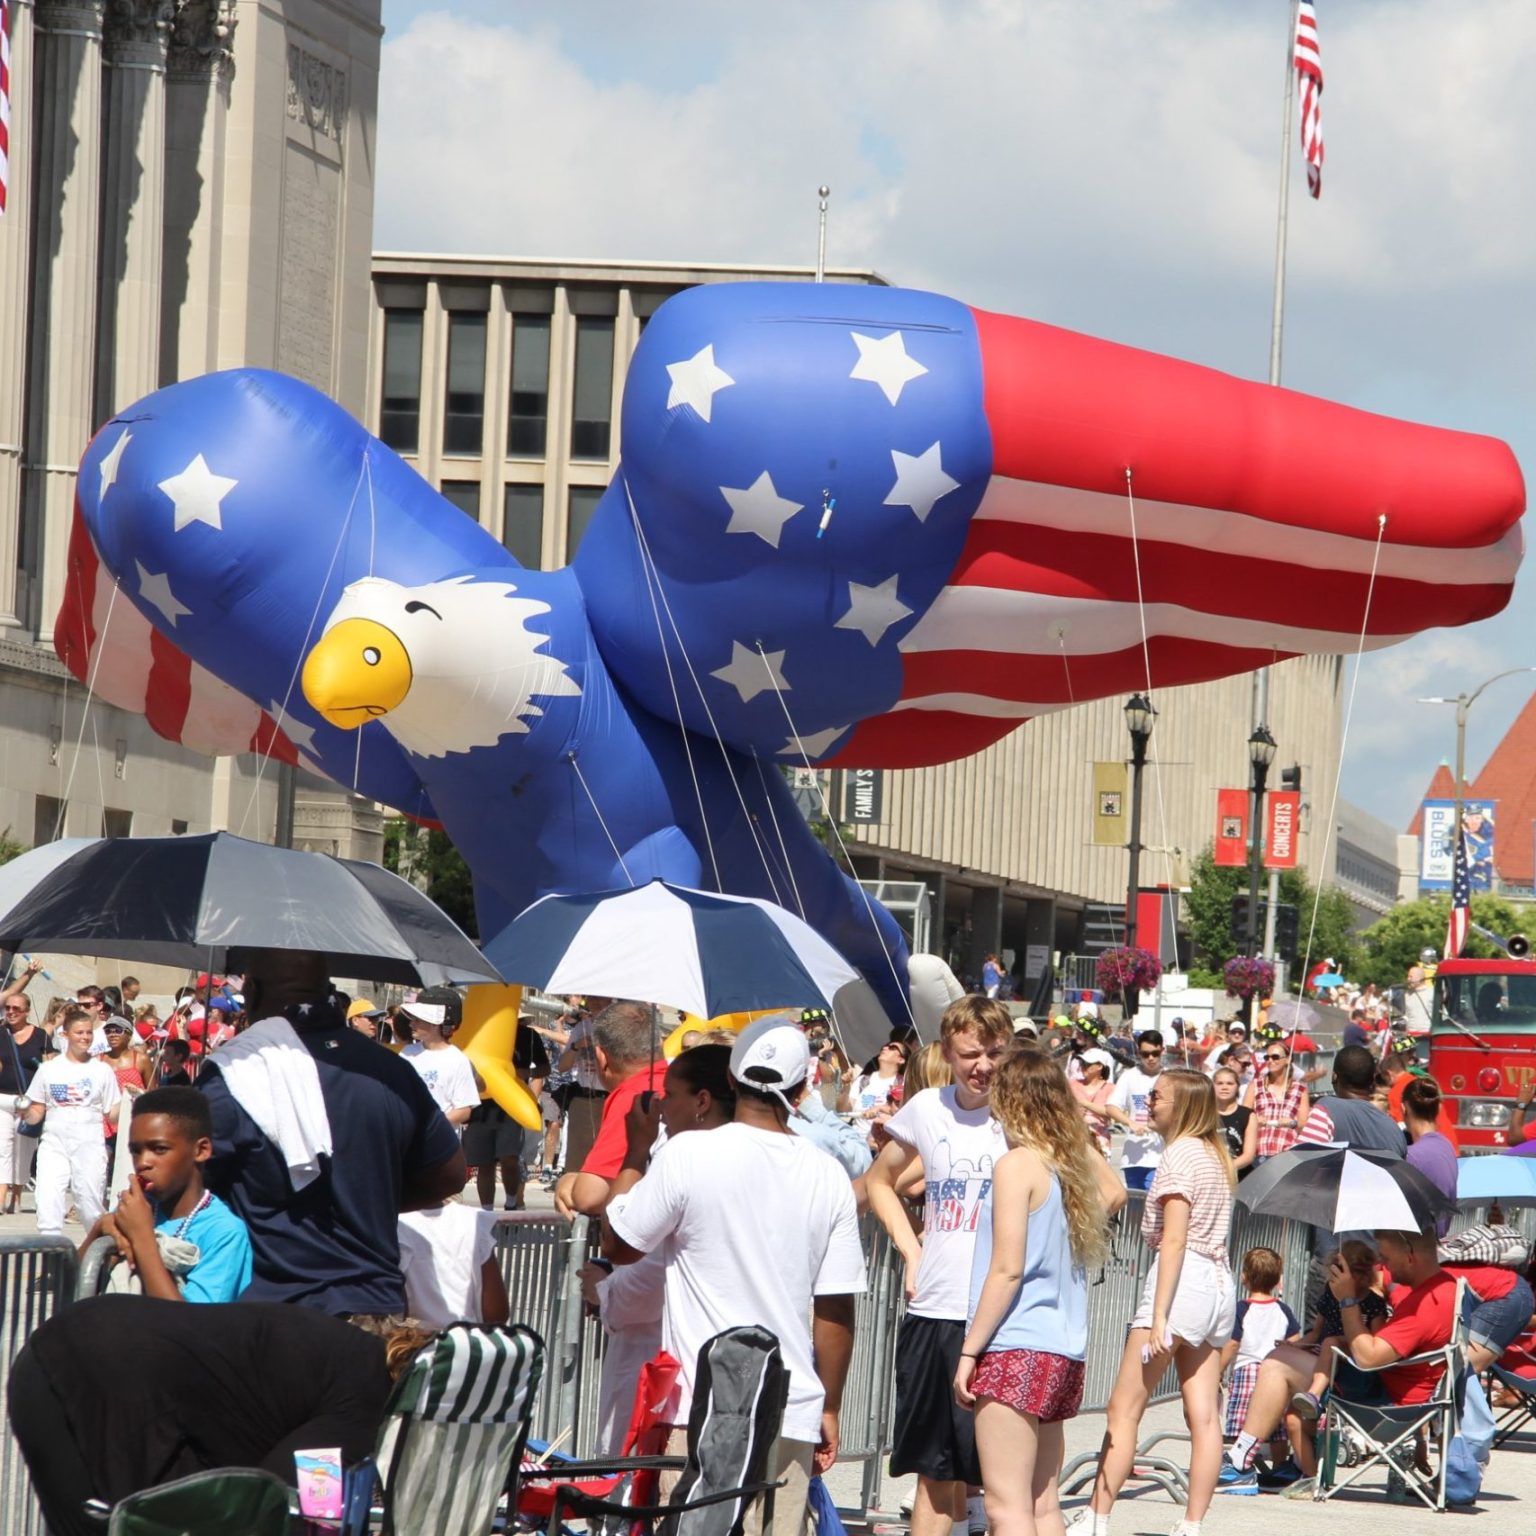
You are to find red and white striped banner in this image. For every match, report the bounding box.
[1295,0,1324,199]
[1,0,13,217]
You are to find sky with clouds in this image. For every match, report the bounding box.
[375,0,1535,833]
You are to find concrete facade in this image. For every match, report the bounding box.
[364,255,1349,976]
[0,0,382,854]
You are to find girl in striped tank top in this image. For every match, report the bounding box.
[1242,1045,1309,1161]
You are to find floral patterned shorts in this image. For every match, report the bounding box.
[971,1347,1085,1423]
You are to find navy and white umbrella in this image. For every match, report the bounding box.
[485,879,864,1023]
[0,832,501,986]
[1236,1144,1457,1233]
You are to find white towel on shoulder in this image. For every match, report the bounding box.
[211,1015,333,1191]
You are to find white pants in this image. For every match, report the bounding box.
[0,1101,37,1188]
[34,1127,108,1234]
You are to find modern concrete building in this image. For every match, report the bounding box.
[364,253,1349,979]
[0,0,383,857]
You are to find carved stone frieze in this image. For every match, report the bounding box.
[286,42,348,141]
[166,0,236,79]
[35,0,107,37]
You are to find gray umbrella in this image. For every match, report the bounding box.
[0,832,500,986]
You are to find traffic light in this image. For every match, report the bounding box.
[1230,894,1251,948]
[1280,764,1303,794]
[1273,902,1300,960]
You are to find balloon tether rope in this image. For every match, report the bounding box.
[566,752,635,887]
[57,561,120,840]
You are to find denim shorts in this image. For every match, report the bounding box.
[1464,1276,1536,1354]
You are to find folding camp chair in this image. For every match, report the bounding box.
[1488,1343,1536,1449]
[1313,1277,1467,1510]
[542,1325,791,1536]
[342,1321,545,1536]
[95,1468,294,1535]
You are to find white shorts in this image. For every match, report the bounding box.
[1130,1249,1236,1349]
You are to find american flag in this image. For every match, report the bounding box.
[1,0,12,217]
[1445,824,1471,960]
[1295,0,1324,199]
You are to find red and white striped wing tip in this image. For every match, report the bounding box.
[54,504,303,767]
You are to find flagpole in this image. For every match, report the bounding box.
[1259,0,1298,968]
[815,185,830,283]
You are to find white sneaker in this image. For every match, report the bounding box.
[1062,1511,1100,1536]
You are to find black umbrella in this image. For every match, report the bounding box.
[1235,1143,1457,1233]
[0,832,500,986]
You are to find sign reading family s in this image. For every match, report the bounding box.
[1419,798,1496,893]
[844,768,884,825]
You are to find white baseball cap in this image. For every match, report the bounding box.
[729,1014,810,1112]
[1080,1048,1115,1072]
[1013,1018,1040,1038]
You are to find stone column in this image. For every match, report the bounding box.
[95,0,173,421]
[160,0,234,385]
[0,0,36,628]
[24,0,107,645]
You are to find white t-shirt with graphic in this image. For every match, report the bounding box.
[26,1056,121,1134]
[1108,1066,1165,1170]
[400,1042,480,1117]
[882,1084,1007,1321]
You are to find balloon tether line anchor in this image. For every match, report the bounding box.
[565,750,636,888]
[815,490,836,540]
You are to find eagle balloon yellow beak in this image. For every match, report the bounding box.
[301,619,414,729]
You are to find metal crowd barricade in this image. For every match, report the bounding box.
[0,1233,84,1536]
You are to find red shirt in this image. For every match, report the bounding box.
[1445,1262,1519,1302]
[1375,1271,1458,1404]
[581,1062,669,1180]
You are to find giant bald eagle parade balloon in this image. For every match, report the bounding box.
[58,283,1524,1025]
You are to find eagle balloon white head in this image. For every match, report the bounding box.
[302,575,581,759]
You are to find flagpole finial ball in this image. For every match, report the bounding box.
[818,185,830,200]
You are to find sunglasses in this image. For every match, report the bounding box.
[1139,1048,1164,1058]
[1147,1090,1163,1104]
[1265,1053,1287,1063]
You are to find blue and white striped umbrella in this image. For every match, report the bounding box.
[484,879,862,1021]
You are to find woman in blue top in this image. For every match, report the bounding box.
[954,1048,1126,1536]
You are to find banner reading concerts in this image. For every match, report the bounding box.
[1419,798,1496,893]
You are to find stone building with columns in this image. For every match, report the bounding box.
[0,0,383,857]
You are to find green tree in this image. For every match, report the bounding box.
[1182,843,1361,980]
[382,819,479,940]
[1355,892,1532,987]
[0,827,23,866]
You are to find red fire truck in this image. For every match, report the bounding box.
[1428,952,1536,1148]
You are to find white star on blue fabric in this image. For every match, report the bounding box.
[158,453,237,532]
[98,431,131,499]
[776,725,850,759]
[884,442,960,523]
[666,344,735,423]
[268,705,319,757]
[835,575,912,646]
[849,331,928,406]
[720,471,803,548]
[134,563,191,628]
[711,640,790,704]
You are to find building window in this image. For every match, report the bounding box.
[567,486,604,556]
[507,315,551,458]
[439,481,481,521]
[379,310,424,453]
[33,794,64,846]
[504,484,544,569]
[171,819,189,836]
[102,808,133,839]
[570,317,615,461]
[443,313,488,456]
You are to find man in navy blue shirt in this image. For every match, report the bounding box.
[199,949,465,1318]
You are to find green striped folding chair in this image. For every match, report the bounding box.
[357,1322,545,1536]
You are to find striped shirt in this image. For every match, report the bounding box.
[1142,1137,1233,1263]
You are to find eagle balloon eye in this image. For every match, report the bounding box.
[363,647,381,666]
[404,601,443,620]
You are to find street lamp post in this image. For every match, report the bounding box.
[1419,667,1536,861]
[1122,694,1157,958]
[1246,725,1278,958]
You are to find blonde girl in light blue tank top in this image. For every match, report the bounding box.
[956,1048,1126,1536]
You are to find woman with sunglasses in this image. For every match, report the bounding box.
[0,992,45,1214]
[1079,1070,1236,1536]
[846,1039,910,1119]
[1241,1042,1308,1162]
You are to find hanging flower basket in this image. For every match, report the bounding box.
[1223,955,1276,1002]
[1095,946,1163,998]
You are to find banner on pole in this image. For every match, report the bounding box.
[1214,789,1249,867]
[1092,761,1128,846]
[1419,798,1496,892]
[1264,791,1300,869]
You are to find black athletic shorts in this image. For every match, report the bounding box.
[462,1102,525,1165]
[889,1313,981,1484]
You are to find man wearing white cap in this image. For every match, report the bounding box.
[604,1014,865,1536]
